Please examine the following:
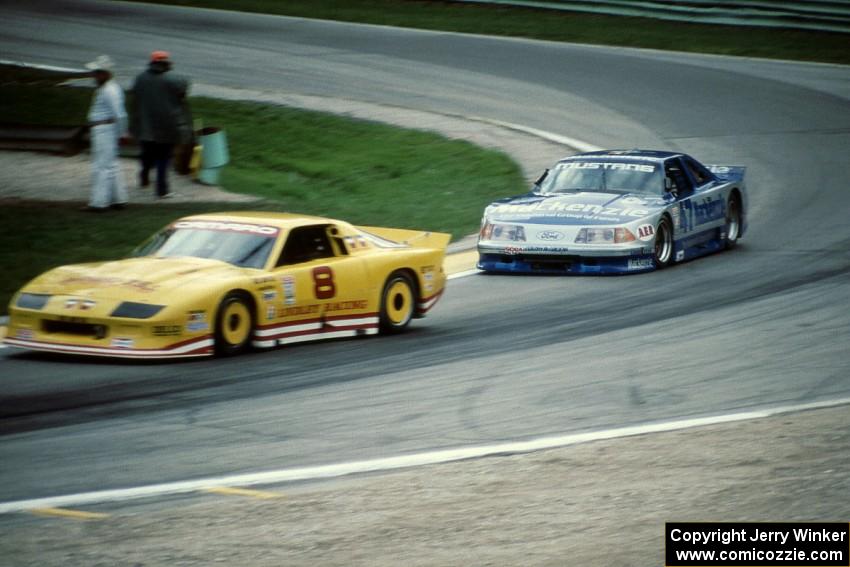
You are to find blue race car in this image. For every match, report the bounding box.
[477,150,747,274]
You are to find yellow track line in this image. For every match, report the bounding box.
[444,249,478,276]
[205,486,284,499]
[30,507,109,520]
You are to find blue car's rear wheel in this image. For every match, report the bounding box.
[653,217,673,268]
[724,195,742,250]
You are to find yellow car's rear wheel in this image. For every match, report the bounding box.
[215,292,254,356]
[379,272,415,334]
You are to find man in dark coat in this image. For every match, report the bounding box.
[130,51,191,198]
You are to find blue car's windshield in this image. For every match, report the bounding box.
[136,220,279,269]
[539,161,663,195]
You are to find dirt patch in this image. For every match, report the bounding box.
[0,150,258,204]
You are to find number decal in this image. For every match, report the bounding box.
[312,266,336,299]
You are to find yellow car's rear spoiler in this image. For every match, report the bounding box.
[356,226,451,251]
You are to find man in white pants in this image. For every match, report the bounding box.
[83,55,128,212]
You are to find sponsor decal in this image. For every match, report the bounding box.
[16,328,34,340]
[281,275,296,305]
[253,276,275,285]
[670,205,681,228]
[676,250,685,261]
[557,162,656,172]
[64,299,96,310]
[536,230,565,241]
[678,197,725,232]
[693,197,725,226]
[500,245,572,255]
[342,235,370,249]
[424,272,434,281]
[526,246,570,253]
[277,300,369,318]
[707,165,730,174]
[267,305,276,320]
[60,276,156,293]
[425,283,434,292]
[628,258,654,270]
[262,289,277,302]
[326,300,368,312]
[620,197,647,205]
[111,338,135,349]
[280,304,320,317]
[186,310,209,332]
[153,325,182,336]
[491,201,649,219]
[173,220,279,236]
[636,224,655,241]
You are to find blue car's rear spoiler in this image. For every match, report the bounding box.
[707,165,746,184]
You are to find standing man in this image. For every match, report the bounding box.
[130,50,191,199]
[84,54,128,212]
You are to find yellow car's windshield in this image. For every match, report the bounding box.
[137,221,280,269]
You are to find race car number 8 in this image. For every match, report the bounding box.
[312,266,336,299]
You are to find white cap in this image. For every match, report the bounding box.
[84,55,115,72]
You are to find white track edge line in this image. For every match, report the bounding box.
[467,117,604,153]
[448,268,481,280]
[2,397,849,514]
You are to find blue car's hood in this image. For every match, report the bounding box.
[484,191,667,225]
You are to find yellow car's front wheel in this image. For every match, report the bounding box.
[215,292,254,356]
[379,272,415,334]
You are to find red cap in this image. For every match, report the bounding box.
[150,50,171,63]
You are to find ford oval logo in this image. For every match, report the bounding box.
[537,230,565,241]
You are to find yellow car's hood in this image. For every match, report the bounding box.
[26,256,246,301]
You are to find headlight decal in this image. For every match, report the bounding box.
[16,293,51,310]
[110,302,165,319]
[481,222,526,242]
[575,227,636,244]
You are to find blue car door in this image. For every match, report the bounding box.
[684,156,726,239]
[667,157,724,255]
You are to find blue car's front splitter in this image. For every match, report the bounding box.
[477,253,656,275]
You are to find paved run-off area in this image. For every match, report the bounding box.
[1,404,847,566]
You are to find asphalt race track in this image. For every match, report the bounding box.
[1,0,849,506]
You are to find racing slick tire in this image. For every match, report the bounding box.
[653,217,674,269]
[215,292,254,356]
[379,271,416,334]
[724,195,742,250]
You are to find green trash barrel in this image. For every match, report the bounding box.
[197,127,229,185]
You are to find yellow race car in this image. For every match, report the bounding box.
[4,212,450,359]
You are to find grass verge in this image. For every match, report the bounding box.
[1,66,525,314]
[143,0,850,65]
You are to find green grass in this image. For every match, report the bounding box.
[142,0,850,65]
[197,98,520,234]
[1,67,525,313]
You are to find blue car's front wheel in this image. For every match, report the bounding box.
[653,218,674,269]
